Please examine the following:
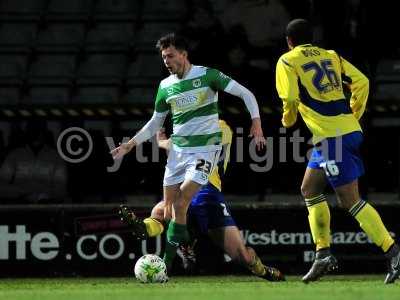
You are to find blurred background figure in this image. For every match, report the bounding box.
[0,120,67,204]
[182,0,226,67]
[220,0,289,61]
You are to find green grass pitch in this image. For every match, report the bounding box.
[1,275,399,300]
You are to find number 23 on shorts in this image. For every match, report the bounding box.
[195,159,212,174]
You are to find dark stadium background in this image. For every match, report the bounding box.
[0,0,399,276]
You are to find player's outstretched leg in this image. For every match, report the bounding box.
[118,205,148,239]
[239,247,286,281]
[212,226,286,282]
[384,244,400,284]
[246,247,285,282]
[118,204,165,239]
[302,248,338,283]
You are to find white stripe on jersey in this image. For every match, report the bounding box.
[173,113,220,136]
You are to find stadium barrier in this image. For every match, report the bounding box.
[1,198,399,277]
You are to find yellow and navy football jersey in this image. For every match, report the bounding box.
[208,120,232,191]
[276,44,369,144]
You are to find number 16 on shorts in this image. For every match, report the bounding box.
[320,160,339,177]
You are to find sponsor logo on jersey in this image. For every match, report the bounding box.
[175,94,197,108]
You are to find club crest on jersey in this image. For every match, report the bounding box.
[192,79,201,88]
[167,87,174,95]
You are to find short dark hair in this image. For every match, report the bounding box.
[286,19,313,46]
[156,33,189,52]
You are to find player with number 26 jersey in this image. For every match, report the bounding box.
[276,43,368,144]
[276,19,399,285]
[275,38,369,187]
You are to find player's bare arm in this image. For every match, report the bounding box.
[110,138,137,160]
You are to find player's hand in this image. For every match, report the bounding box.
[249,117,266,151]
[110,141,135,160]
[156,128,168,142]
[157,128,171,150]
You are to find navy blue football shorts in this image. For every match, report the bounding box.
[308,131,365,188]
[188,183,236,235]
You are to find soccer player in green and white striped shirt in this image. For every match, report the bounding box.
[111,33,265,272]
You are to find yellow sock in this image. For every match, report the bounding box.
[349,200,394,252]
[249,255,266,276]
[143,218,164,237]
[305,195,331,251]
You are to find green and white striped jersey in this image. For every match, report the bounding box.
[155,65,232,153]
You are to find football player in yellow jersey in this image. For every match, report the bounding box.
[276,19,400,284]
[119,120,284,281]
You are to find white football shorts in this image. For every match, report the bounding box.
[163,149,221,186]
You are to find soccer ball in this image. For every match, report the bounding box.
[134,254,168,283]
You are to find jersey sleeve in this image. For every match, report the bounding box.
[223,80,260,119]
[154,84,169,113]
[207,68,232,91]
[275,57,300,127]
[133,111,167,145]
[339,56,369,120]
